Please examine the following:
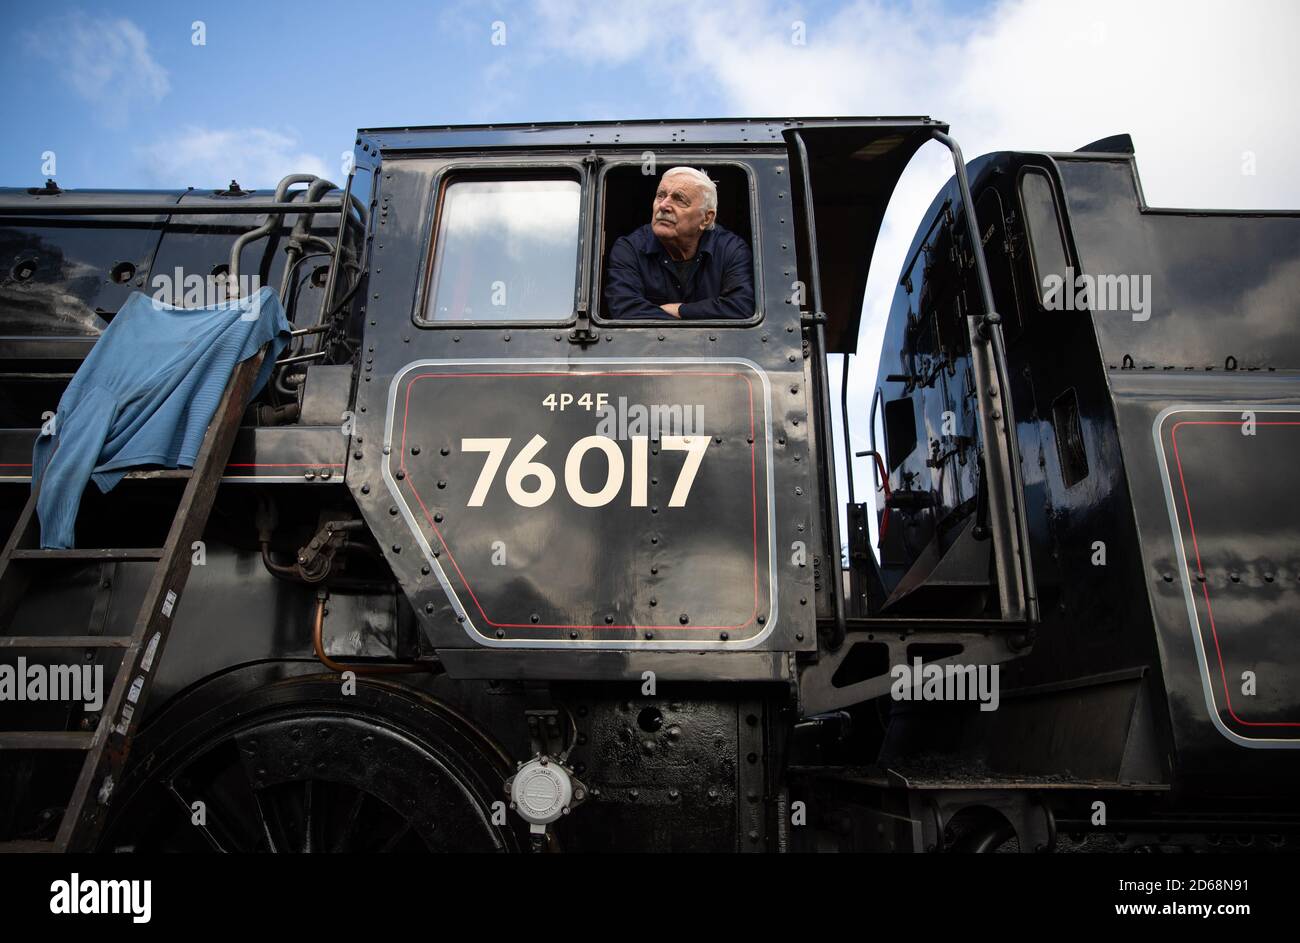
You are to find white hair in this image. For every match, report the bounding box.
[661,166,718,227]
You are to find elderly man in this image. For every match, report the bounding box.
[605,167,755,320]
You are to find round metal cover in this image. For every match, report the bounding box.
[510,759,572,825]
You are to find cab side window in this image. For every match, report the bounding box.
[596,163,757,322]
[420,174,581,323]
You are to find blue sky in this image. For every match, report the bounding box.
[0,0,998,190]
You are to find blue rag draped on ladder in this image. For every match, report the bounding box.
[31,287,292,548]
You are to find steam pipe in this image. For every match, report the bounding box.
[228,174,317,296]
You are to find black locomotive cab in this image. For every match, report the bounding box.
[1,119,1297,853]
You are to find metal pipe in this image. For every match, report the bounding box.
[0,199,344,216]
[279,179,339,301]
[229,174,319,295]
[274,350,328,367]
[792,131,848,651]
[840,353,855,505]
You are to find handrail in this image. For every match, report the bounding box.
[929,130,1038,624]
[0,200,347,216]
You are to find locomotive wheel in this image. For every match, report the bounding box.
[101,673,520,852]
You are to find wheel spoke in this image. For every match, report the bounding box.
[301,779,314,853]
[165,781,230,853]
[378,821,413,853]
[251,789,283,853]
[332,787,367,853]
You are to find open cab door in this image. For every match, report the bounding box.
[785,121,1038,714]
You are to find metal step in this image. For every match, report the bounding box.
[0,731,95,750]
[0,840,57,853]
[10,548,165,562]
[121,468,192,480]
[0,635,130,649]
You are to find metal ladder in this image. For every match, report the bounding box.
[0,348,268,852]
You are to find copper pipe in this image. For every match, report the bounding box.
[311,597,433,674]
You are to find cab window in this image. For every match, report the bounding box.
[596,162,757,323]
[419,174,581,323]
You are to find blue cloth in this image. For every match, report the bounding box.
[32,287,291,548]
[604,223,754,320]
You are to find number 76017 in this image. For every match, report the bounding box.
[460,435,709,508]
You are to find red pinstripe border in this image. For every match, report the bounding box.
[398,370,764,631]
[1170,419,1300,729]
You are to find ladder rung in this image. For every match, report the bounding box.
[0,635,130,649]
[122,468,192,480]
[10,548,164,562]
[0,840,57,853]
[0,731,95,750]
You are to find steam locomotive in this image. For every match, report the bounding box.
[1,117,1296,852]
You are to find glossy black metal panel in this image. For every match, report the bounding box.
[1110,375,1300,790]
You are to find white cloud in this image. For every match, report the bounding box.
[136,126,333,189]
[24,12,169,124]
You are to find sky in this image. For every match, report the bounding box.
[3,0,1298,547]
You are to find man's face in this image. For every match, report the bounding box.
[651,173,714,242]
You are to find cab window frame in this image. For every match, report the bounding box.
[1016,165,1073,312]
[591,156,763,328]
[412,158,592,329]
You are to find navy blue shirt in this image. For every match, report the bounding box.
[605,223,754,320]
